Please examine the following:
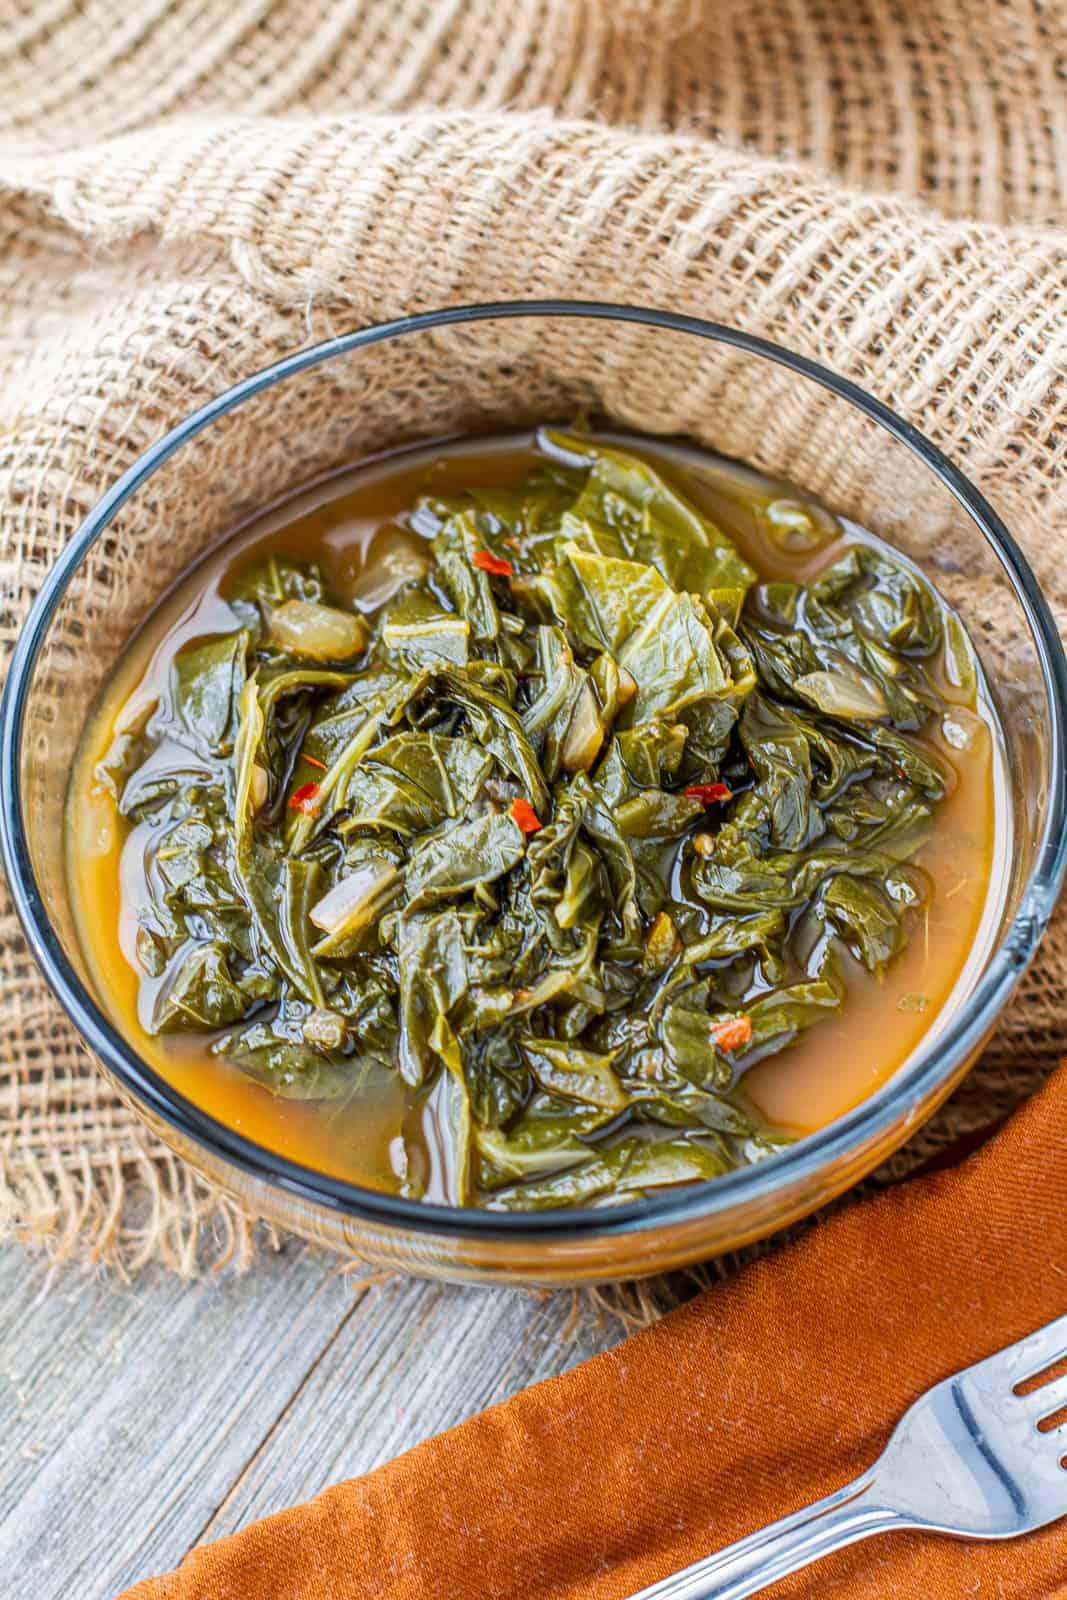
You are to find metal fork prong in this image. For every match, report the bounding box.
[628,1314,1067,1599]
[985,1311,1067,1387]
[1017,1370,1067,1426]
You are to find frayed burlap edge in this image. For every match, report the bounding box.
[0,1142,269,1280]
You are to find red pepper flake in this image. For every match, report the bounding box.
[301,753,327,771]
[711,1014,753,1054]
[288,781,321,816]
[471,549,515,577]
[684,782,733,805]
[510,797,543,834]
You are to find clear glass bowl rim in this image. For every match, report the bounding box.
[3,299,1066,1244]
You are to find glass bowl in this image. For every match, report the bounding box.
[3,302,1066,1286]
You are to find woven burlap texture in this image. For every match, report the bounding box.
[0,0,1064,1275]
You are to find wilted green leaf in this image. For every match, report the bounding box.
[104,432,975,1212]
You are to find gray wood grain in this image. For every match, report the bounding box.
[0,1238,348,1596]
[200,1277,608,1544]
[0,1243,621,1599]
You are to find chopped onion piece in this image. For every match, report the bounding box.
[310,858,399,936]
[794,670,887,720]
[269,600,368,661]
[764,498,839,552]
[249,763,270,812]
[348,525,431,613]
[560,681,604,771]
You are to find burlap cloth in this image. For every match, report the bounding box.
[0,0,1064,1278]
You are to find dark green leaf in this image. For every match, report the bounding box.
[484,1134,731,1211]
[395,911,469,1087]
[519,1036,627,1110]
[432,509,501,643]
[544,431,757,593]
[153,941,248,1031]
[105,434,974,1213]
[172,631,249,756]
[404,811,525,911]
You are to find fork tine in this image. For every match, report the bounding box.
[1016,1369,1067,1425]
[988,1310,1067,1388]
[630,1311,1067,1594]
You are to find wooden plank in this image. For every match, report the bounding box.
[0,1240,351,1599]
[198,1278,613,1546]
[0,1244,622,1600]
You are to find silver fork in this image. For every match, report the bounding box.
[628,1310,1067,1600]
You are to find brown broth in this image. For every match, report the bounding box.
[65,432,1008,1195]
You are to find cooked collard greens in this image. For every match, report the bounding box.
[98,431,971,1208]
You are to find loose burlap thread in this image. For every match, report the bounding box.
[0,0,1064,1276]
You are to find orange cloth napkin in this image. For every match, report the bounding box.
[125,1067,1067,1600]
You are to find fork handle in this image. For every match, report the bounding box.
[626,1474,905,1600]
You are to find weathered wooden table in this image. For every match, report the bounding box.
[0,1239,621,1597]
